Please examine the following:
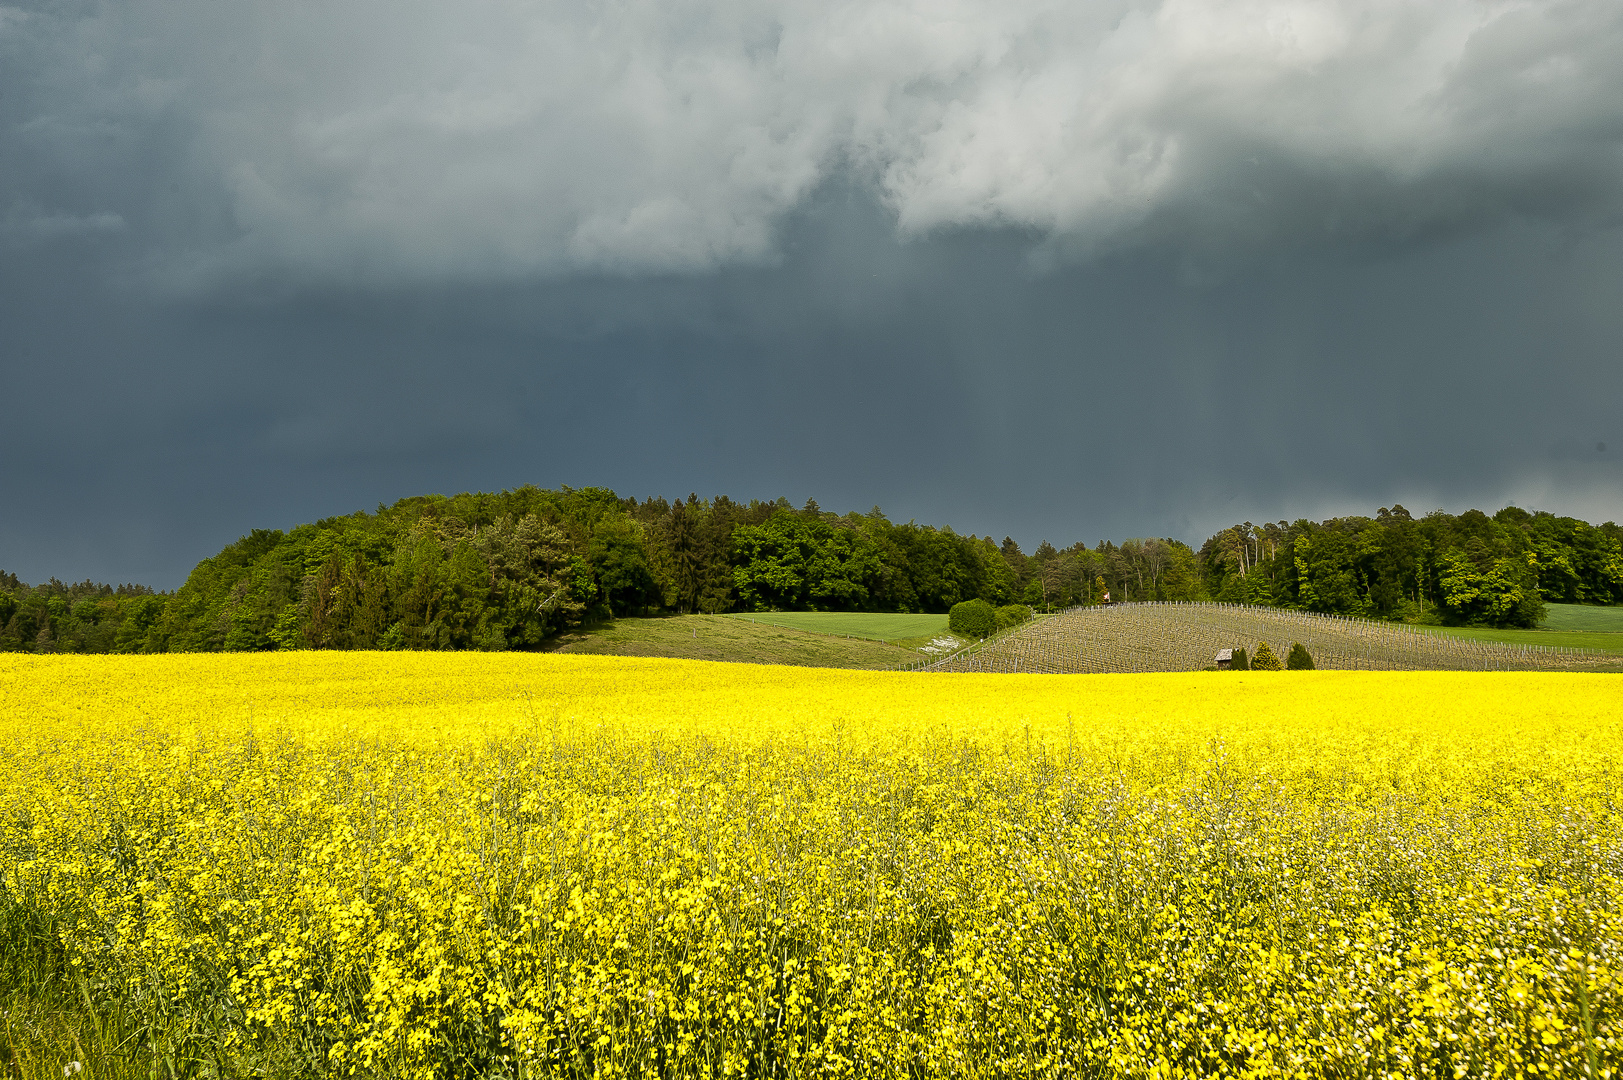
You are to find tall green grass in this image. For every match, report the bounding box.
[1540,602,1623,633]
[2,890,132,1080]
[1425,625,1623,654]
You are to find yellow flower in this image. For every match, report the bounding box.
[2,653,1620,1077]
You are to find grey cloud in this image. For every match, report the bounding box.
[2,202,124,242]
[5,0,1623,287]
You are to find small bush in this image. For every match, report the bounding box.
[1252,642,1283,670]
[994,604,1032,631]
[949,599,997,638]
[1287,642,1315,670]
[1231,647,1249,671]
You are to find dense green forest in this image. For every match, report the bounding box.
[4,490,1621,653]
[0,572,166,655]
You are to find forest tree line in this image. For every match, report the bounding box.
[4,489,1621,653]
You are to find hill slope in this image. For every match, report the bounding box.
[928,603,1621,673]
[549,615,918,668]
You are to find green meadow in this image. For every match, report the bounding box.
[550,614,918,668]
[1539,602,1623,632]
[721,610,951,642]
[1423,602,1623,654]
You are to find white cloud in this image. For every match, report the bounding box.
[6,0,1622,282]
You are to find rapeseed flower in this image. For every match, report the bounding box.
[1,654,1619,1077]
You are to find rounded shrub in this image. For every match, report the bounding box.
[948,598,997,638]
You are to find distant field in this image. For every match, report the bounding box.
[721,611,950,642]
[550,614,916,668]
[934,602,1623,672]
[550,607,1623,668]
[1539,602,1623,632]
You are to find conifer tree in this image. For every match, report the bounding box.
[1251,642,1283,670]
[1286,642,1315,670]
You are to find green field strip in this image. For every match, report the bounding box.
[555,615,916,668]
[722,611,950,642]
[1538,603,1623,633]
[1418,624,1623,654]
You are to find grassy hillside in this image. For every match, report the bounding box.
[1415,602,1623,653]
[720,611,950,641]
[549,615,918,668]
[1422,624,1623,654]
[550,607,1623,670]
[1538,602,1623,632]
[932,602,1623,673]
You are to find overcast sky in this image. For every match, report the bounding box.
[4,0,1623,589]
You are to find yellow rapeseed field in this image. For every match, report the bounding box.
[2,653,1620,1078]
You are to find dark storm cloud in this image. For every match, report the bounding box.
[3,0,1623,587]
